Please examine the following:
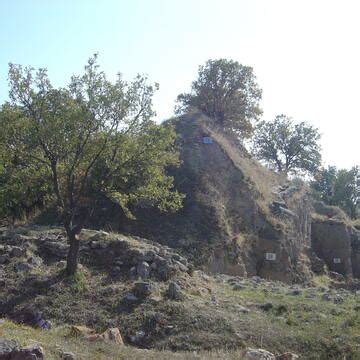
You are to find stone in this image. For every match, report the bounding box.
[322,293,332,301]
[14,262,33,272]
[129,330,145,344]
[289,289,301,296]
[259,302,273,312]
[129,266,137,280]
[87,328,124,345]
[11,344,45,359]
[167,281,184,300]
[233,283,245,290]
[276,353,299,360]
[133,282,152,298]
[243,348,276,359]
[0,338,19,358]
[0,255,9,265]
[124,292,138,303]
[10,247,25,258]
[27,256,43,266]
[137,261,150,279]
[60,352,76,360]
[70,325,95,337]
[236,305,250,313]
[333,294,344,304]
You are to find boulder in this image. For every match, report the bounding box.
[11,344,45,360]
[60,352,75,360]
[0,255,9,265]
[14,262,33,272]
[9,247,25,258]
[0,338,19,359]
[136,261,150,279]
[0,339,44,360]
[87,328,124,345]
[133,282,152,298]
[167,281,184,300]
[276,353,299,360]
[70,325,95,337]
[243,348,276,360]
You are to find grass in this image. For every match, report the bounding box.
[0,319,251,360]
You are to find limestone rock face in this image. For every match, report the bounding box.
[311,218,360,277]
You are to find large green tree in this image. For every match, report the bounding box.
[175,59,262,138]
[252,114,321,175]
[0,55,183,275]
[311,166,359,219]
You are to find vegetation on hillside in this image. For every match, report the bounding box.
[0,55,183,275]
[251,114,322,176]
[311,166,359,219]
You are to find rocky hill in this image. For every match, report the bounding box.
[92,114,319,283]
[1,113,360,359]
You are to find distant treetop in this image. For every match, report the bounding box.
[175,58,262,138]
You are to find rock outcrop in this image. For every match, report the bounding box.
[311,217,360,278]
[97,114,313,283]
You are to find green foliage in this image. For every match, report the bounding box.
[0,54,183,273]
[175,59,262,138]
[252,114,322,175]
[311,166,359,219]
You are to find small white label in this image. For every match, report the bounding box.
[333,258,341,264]
[202,137,213,144]
[265,253,276,261]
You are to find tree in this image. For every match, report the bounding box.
[0,55,183,275]
[252,114,321,175]
[310,166,337,204]
[175,59,262,138]
[311,166,359,219]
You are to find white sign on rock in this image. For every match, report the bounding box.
[333,258,341,264]
[265,253,276,261]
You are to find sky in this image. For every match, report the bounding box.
[0,0,359,169]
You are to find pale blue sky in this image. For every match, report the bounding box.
[1,0,359,168]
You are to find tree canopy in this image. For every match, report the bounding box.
[311,166,359,219]
[252,114,321,175]
[175,59,262,138]
[0,55,183,274]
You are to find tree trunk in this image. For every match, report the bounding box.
[65,226,80,276]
